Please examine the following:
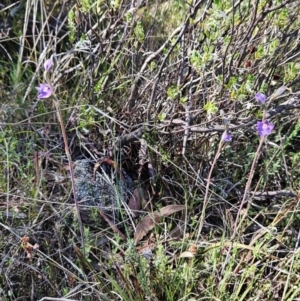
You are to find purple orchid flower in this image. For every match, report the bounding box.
[44,58,53,72]
[257,120,274,137]
[36,83,53,99]
[222,132,232,142]
[255,92,266,104]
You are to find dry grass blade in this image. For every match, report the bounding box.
[99,210,127,241]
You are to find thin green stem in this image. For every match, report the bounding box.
[52,97,85,255]
[44,68,85,255]
[231,137,265,239]
[197,139,225,240]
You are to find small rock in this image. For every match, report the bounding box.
[73,159,134,211]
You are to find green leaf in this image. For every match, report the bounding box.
[158,112,167,121]
[204,101,218,115]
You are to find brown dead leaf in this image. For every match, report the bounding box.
[21,236,39,258]
[134,205,187,244]
[179,245,198,259]
[128,188,143,214]
[95,158,124,180]
[188,244,198,255]
[179,251,194,258]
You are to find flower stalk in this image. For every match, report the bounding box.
[197,114,231,239]
[232,91,276,238]
[37,57,85,255]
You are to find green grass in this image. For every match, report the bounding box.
[1,0,300,300]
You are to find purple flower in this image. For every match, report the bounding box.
[36,83,52,99]
[257,120,274,137]
[44,58,53,72]
[222,132,232,142]
[255,92,266,104]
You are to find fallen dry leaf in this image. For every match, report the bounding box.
[188,244,198,255]
[134,205,187,244]
[179,245,198,258]
[94,158,124,180]
[128,188,143,214]
[179,251,194,258]
[21,236,39,258]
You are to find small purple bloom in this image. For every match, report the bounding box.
[257,120,274,137]
[255,92,266,104]
[222,132,232,142]
[44,58,53,72]
[36,83,52,99]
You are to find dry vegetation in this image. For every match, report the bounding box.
[1,0,300,300]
